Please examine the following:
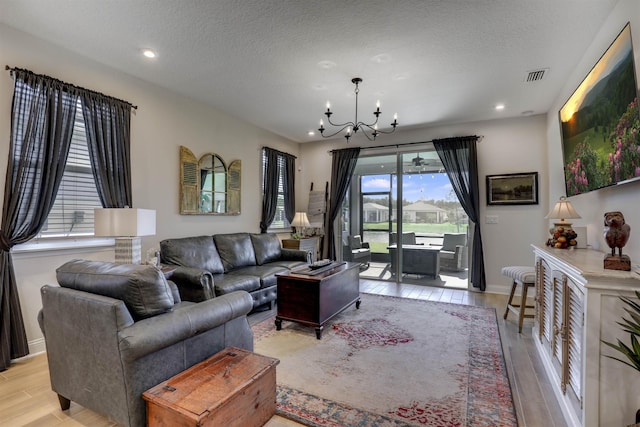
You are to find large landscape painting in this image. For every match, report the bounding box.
[560,23,640,196]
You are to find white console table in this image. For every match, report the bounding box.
[532,245,640,427]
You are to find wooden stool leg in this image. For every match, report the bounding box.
[518,281,529,333]
[504,281,517,319]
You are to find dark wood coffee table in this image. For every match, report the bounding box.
[275,261,360,339]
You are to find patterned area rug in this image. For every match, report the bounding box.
[253,293,517,427]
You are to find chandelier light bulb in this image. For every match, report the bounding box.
[326,101,331,111]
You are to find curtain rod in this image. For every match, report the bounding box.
[5,65,138,110]
[262,146,297,159]
[328,135,482,154]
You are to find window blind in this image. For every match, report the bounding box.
[262,150,291,230]
[39,100,102,237]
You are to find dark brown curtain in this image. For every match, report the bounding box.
[81,92,132,208]
[433,136,486,291]
[323,147,360,260]
[0,69,80,370]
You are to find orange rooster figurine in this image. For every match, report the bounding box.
[603,211,631,271]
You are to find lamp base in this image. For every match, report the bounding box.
[115,237,142,264]
[546,222,578,249]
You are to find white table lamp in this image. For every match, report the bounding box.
[94,208,156,264]
[291,212,310,238]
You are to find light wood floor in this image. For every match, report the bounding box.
[0,280,567,427]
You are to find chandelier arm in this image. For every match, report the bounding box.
[357,116,380,129]
[320,124,354,139]
[361,123,398,135]
[325,115,355,129]
[358,126,375,141]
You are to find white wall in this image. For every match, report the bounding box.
[0,23,299,353]
[546,0,640,262]
[299,114,549,294]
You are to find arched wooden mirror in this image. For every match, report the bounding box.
[180,146,241,215]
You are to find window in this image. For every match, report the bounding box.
[261,149,290,230]
[38,100,102,237]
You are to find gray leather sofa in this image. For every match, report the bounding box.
[160,232,309,310]
[38,259,254,427]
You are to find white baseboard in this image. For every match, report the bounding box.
[28,337,46,355]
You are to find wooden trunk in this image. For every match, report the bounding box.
[143,347,279,427]
[275,262,360,339]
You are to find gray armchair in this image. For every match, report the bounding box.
[432,233,468,271]
[389,232,423,245]
[343,235,371,268]
[38,259,254,427]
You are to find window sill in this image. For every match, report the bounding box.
[12,237,115,255]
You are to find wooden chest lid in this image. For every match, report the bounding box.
[142,347,279,416]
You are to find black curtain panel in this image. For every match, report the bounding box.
[0,69,80,370]
[260,147,297,232]
[81,92,132,208]
[434,136,486,291]
[324,147,360,260]
[260,147,280,233]
[282,152,296,224]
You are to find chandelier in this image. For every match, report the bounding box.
[318,77,398,142]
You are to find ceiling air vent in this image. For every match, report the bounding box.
[524,68,549,83]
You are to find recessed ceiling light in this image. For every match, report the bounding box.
[317,60,336,69]
[371,53,391,64]
[142,49,156,59]
[392,72,410,81]
[308,131,315,136]
[495,104,505,111]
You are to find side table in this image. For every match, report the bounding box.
[282,237,318,262]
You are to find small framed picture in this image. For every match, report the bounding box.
[486,172,538,205]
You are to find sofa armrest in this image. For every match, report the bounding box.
[362,242,370,249]
[118,291,253,362]
[281,248,309,262]
[170,266,215,302]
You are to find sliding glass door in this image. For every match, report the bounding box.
[344,144,469,288]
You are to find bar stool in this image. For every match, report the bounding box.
[501,266,536,333]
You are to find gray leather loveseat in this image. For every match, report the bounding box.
[160,232,309,310]
[38,259,254,427]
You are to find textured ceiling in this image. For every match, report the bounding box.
[0,0,619,142]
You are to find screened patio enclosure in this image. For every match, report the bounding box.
[341,144,469,288]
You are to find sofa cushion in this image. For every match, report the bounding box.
[213,233,257,272]
[160,235,224,274]
[56,259,174,319]
[268,259,308,270]
[212,273,261,296]
[228,265,289,288]
[250,233,282,265]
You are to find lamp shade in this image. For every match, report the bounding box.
[290,212,311,228]
[545,196,581,222]
[94,208,156,237]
